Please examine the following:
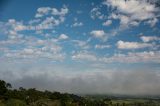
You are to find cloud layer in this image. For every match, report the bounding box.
[0,60,160,95]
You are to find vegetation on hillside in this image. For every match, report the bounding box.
[0,80,160,106]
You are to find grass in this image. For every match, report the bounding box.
[0,99,26,106]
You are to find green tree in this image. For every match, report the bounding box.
[0,80,12,97]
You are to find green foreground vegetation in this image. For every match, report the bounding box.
[0,80,160,106]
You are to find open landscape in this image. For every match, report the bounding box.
[1,80,160,106]
[0,0,160,106]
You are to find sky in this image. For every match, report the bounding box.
[0,0,160,95]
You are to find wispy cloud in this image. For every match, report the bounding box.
[117,40,153,49]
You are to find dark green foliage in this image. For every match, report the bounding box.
[0,80,12,100]
[0,80,11,96]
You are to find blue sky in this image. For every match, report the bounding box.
[0,0,160,95]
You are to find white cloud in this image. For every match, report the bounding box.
[39,16,62,29]
[90,30,107,41]
[130,21,139,26]
[18,6,69,32]
[35,6,68,18]
[23,48,34,54]
[117,40,153,49]
[72,40,90,50]
[100,51,160,63]
[71,50,160,64]
[58,34,69,40]
[72,51,97,62]
[141,36,160,42]
[103,20,112,26]
[28,19,41,25]
[51,6,68,16]
[35,7,51,18]
[104,0,159,28]
[72,17,83,27]
[0,30,65,61]
[6,19,27,32]
[4,9,67,35]
[90,7,105,20]
[4,46,65,61]
[146,18,158,27]
[72,22,83,27]
[95,44,110,49]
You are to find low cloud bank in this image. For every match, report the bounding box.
[0,61,160,95]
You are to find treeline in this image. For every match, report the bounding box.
[0,80,160,106]
[0,79,112,106]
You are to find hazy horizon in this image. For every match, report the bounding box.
[0,0,160,95]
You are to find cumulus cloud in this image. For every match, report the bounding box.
[2,6,69,36]
[100,51,160,63]
[102,20,112,26]
[6,18,57,33]
[146,18,158,27]
[104,0,160,28]
[0,32,65,61]
[72,22,83,27]
[35,7,51,18]
[90,7,105,20]
[72,40,90,50]
[12,50,63,60]
[0,5,69,61]
[58,34,69,40]
[4,17,66,36]
[117,40,153,49]
[35,6,68,18]
[90,30,107,41]
[71,17,83,27]
[40,16,63,28]
[71,49,160,64]
[6,19,27,32]
[52,6,68,16]
[141,36,160,42]
[4,46,65,61]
